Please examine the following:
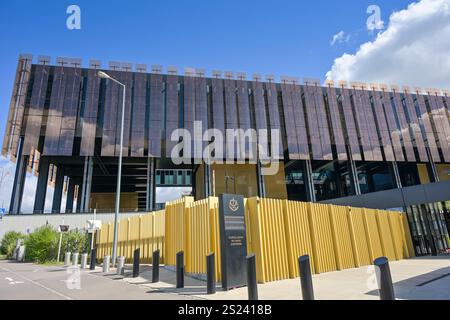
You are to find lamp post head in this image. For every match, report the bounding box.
[98,71,110,79]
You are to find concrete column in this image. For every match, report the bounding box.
[65,178,75,213]
[204,162,211,198]
[52,166,64,213]
[333,160,343,197]
[348,159,361,196]
[9,137,26,214]
[191,164,197,199]
[146,157,156,211]
[303,160,316,203]
[84,157,93,212]
[256,161,266,198]
[80,157,93,212]
[9,148,28,215]
[76,184,82,213]
[390,161,402,189]
[426,148,440,183]
[33,157,50,214]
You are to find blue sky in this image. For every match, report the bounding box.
[0,0,414,143]
[2,0,446,211]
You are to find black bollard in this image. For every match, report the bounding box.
[133,248,140,278]
[89,248,97,271]
[176,251,184,288]
[206,253,216,295]
[152,250,160,283]
[246,254,258,300]
[298,255,314,300]
[374,257,395,300]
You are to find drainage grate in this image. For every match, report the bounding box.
[417,273,450,287]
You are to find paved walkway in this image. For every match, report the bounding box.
[123,255,450,300]
[1,256,449,300]
[0,260,197,300]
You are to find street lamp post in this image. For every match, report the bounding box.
[98,71,125,267]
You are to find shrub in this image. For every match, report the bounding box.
[24,226,59,263]
[62,230,89,254]
[0,231,26,259]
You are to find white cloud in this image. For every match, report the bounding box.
[327,0,450,90]
[330,31,350,46]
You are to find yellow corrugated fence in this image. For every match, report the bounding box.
[96,197,414,284]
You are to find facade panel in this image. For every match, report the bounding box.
[415,92,441,162]
[236,79,251,158]
[265,81,283,160]
[292,85,310,160]
[130,72,147,157]
[362,89,383,161]
[307,84,333,160]
[371,89,395,161]
[403,90,428,162]
[339,88,362,161]
[195,76,208,153]
[351,89,374,161]
[280,83,301,159]
[428,93,450,162]
[23,64,50,155]
[58,67,82,155]
[148,73,163,157]
[2,55,32,158]
[165,74,179,157]
[381,90,405,162]
[325,86,347,160]
[392,91,416,161]
[224,78,238,159]
[101,70,120,156]
[80,69,101,156]
[211,77,225,156]
[44,66,65,155]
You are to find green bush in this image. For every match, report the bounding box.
[62,230,89,254]
[0,231,26,259]
[24,226,59,263]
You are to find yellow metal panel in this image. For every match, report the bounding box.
[363,209,384,262]
[376,210,397,261]
[400,213,415,258]
[387,211,405,260]
[329,205,355,270]
[347,207,371,267]
[308,203,337,274]
[283,200,315,277]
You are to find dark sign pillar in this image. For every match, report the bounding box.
[218,194,247,290]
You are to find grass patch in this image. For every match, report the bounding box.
[0,254,6,260]
[38,260,65,266]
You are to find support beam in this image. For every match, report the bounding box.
[390,161,402,189]
[146,157,156,211]
[66,178,75,213]
[52,166,64,213]
[33,157,50,214]
[348,159,361,196]
[204,162,211,198]
[303,160,316,202]
[80,156,93,212]
[256,161,266,198]
[427,161,440,183]
[9,137,27,214]
[76,184,82,213]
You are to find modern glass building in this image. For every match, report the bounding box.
[3,54,450,255]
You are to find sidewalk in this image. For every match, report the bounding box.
[117,255,450,300]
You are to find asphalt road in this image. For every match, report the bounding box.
[0,260,197,300]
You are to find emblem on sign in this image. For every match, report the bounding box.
[229,198,239,212]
